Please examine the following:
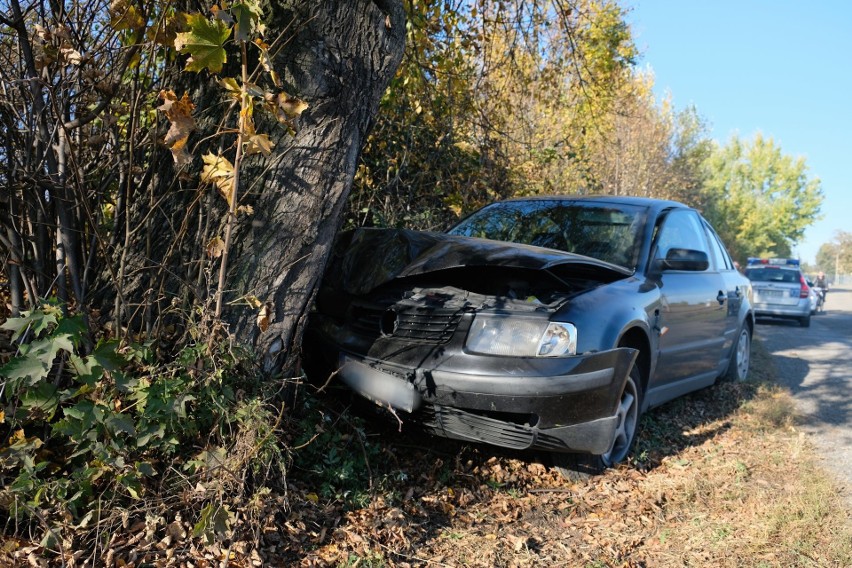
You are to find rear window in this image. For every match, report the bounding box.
[745,267,800,283]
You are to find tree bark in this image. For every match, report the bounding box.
[223,0,406,375]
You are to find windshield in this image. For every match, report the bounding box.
[745,267,801,283]
[448,199,647,269]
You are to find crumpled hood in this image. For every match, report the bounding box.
[326,228,632,295]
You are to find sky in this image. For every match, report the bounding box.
[627,1,852,266]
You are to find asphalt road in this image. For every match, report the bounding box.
[753,286,852,501]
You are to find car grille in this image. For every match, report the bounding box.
[349,304,465,344]
[422,405,538,450]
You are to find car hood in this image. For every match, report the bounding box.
[327,228,633,295]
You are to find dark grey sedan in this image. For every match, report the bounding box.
[304,196,754,474]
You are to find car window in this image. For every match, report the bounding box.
[653,210,710,263]
[448,200,647,269]
[745,267,799,283]
[704,223,734,271]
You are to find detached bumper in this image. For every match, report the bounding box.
[309,327,637,454]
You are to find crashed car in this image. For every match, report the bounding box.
[304,196,754,473]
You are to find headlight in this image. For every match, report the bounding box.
[465,315,577,357]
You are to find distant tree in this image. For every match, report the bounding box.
[700,134,823,263]
[816,231,852,280]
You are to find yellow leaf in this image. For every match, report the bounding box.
[278,93,308,117]
[244,133,274,156]
[110,0,145,31]
[256,303,272,333]
[244,295,262,308]
[60,42,83,65]
[220,77,241,98]
[306,492,319,504]
[158,90,196,166]
[200,153,235,205]
[206,236,225,258]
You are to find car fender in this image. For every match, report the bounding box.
[554,277,659,358]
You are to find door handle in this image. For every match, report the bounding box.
[717,291,726,305]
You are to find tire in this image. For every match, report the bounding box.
[721,324,751,382]
[800,315,811,327]
[551,364,642,479]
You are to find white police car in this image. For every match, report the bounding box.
[744,258,812,327]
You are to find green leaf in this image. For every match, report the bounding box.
[51,333,76,355]
[106,413,137,437]
[21,383,59,419]
[174,13,231,73]
[0,356,50,390]
[55,315,86,343]
[69,353,102,386]
[231,1,262,42]
[1,311,57,342]
[90,341,126,371]
[193,503,232,544]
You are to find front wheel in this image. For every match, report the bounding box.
[721,325,751,382]
[551,364,642,479]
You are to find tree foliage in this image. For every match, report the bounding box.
[350,0,641,230]
[700,134,823,262]
[815,230,852,280]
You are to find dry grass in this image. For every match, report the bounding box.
[302,338,852,566]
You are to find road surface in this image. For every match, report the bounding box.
[753,286,852,501]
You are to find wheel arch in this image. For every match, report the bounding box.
[617,326,651,396]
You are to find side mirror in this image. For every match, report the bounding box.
[658,248,709,272]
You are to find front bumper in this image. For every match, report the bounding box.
[305,314,637,455]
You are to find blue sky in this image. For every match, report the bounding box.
[628,1,852,265]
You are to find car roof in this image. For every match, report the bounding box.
[501,195,689,214]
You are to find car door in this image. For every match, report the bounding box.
[650,209,728,399]
[703,221,746,372]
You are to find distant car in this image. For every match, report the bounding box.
[745,258,812,326]
[304,196,754,474]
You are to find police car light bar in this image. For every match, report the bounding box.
[746,257,800,266]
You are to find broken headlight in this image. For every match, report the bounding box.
[465,315,577,357]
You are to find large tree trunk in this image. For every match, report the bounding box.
[225,1,406,375]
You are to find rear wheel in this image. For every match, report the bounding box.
[800,315,811,327]
[552,364,642,479]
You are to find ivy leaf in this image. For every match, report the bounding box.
[231,1,263,43]
[174,13,231,74]
[158,90,196,166]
